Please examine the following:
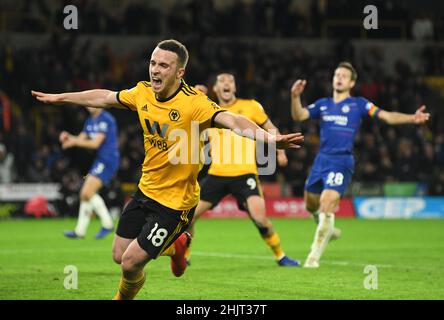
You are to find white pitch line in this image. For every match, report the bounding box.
[191,251,395,268]
[0,248,393,268]
[0,247,427,270]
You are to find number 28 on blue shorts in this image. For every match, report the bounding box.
[305,166,353,195]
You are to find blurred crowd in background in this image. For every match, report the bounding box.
[1,0,444,212]
[1,0,442,40]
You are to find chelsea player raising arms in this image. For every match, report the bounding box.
[290,62,430,268]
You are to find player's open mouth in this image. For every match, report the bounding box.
[223,88,230,93]
[152,77,162,87]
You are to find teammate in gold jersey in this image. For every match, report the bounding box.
[32,40,304,300]
[186,73,300,267]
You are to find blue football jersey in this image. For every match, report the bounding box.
[307,96,380,156]
[82,110,120,163]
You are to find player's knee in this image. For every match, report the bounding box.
[319,192,339,212]
[80,189,94,202]
[319,201,335,213]
[246,200,266,220]
[306,202,318,214]
[112,248,123,265]
[304,193,320,214]
[113,254,122,265]
[121,252,138,273]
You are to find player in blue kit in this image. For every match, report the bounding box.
[60,107,120,239]
[290,62,430,268]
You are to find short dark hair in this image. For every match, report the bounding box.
[215,72,236,82]
[337,61,357,81]
[156,39,189,68]
[213,70,238,84]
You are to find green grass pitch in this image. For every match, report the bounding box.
[0,218,443,300]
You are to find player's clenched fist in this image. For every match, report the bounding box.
[291,80,307,98]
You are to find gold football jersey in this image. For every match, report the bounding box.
[117,80,223,210]
[207,99,269,177]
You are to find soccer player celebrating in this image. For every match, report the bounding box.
[60,107,119,239]
[32,39,304,300]
[290,62,430,268]
[186,73,300,267]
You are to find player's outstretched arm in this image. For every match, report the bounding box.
[214,111,304,149]
[290,79,310,121]
[60,132,105,150]
[378,105,430,125]
[31,89,124,109]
